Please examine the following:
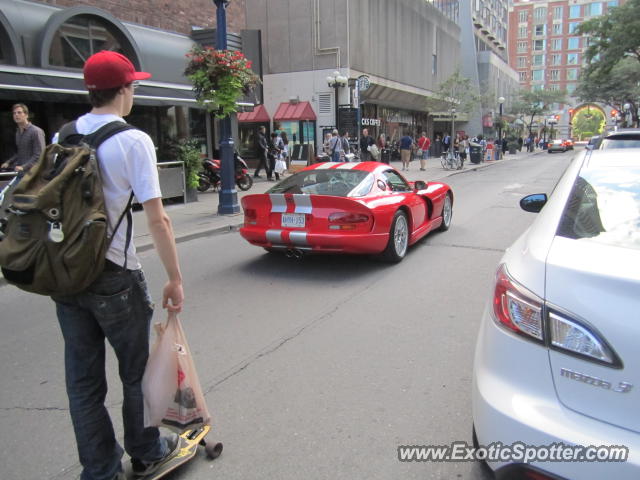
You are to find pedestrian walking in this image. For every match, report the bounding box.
[360,128,374,162]
[281,131,289,170]
[51,51,184,480]
[340,130,351,161]
[254,125,269,178]
[399,132,414,171]
[442,132,451,153]
[416,132,431,171]
[431,134,443,159]
[268,132,282,180]
[1,103,45,173]
[459,135,469,167]
[327,129,343,162]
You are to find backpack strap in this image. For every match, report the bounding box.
[84,121,138,270]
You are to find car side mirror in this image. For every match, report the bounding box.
[585,144,594,150]
[414,180,427,190]
[520,193,548,213]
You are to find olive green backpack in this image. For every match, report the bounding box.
[0,121,135,296]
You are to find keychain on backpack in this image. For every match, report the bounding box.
[48,222,64,243]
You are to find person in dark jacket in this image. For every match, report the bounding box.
[1,103,45,172]
[254,126,269,178]
[360,128,374,162]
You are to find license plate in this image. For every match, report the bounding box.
[281,213,305,228]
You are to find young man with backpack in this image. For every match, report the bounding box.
[53,51,184,479]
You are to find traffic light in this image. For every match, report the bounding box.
[568,108,574,118]
[555,115,560,121]
[611,109,618,117]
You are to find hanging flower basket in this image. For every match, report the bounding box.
[184,45,260,118]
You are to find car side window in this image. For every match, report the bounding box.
[382,170,411,192]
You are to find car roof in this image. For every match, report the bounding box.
[583,148,640,168]
[303,161,388,173]
[603,128,640,139]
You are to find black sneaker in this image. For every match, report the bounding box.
[131,433,180,477]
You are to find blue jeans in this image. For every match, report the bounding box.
[54,268,169,480]
[331,150,341,162]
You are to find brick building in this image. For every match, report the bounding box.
[508,0,625,135]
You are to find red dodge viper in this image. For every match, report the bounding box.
[239,162,453,262]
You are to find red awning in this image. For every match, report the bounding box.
[237,104,270,123]
[273,101,317,121]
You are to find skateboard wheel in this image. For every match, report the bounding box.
[205,442,223,460]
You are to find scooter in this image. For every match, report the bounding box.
[197,153,253,192]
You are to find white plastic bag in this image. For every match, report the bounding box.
[142,312,211,433]
[274,158,287,174]
[368,144,380,160]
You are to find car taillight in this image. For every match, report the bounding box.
[244,208,257,225]
[493,264,544,341]
[549,311,618,366]
[328,212,370,230]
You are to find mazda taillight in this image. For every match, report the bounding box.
[328,212,371,231]
[493,264,544,342]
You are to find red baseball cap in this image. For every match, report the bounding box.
[83,51,151,90]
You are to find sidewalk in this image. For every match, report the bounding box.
[133,148,539,252]
[0,149,538,286]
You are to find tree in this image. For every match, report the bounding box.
[572,108,606,140]
[575,57,640,127]
[508,89,567,137]
[426,69,481,118]
[576,0,640,77]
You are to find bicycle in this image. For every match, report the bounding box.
[441,150,462,170]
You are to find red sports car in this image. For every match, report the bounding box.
[239,162,453,262]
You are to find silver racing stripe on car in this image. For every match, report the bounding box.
[269,194,287,213]
[266,230,283,244]
[293,194,312,214]
[289,231,308,246]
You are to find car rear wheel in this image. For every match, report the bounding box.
[438,193,453,232]
[382,210,409,262]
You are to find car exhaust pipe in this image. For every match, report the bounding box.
[285,248,304,259]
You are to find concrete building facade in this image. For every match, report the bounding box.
[244,0,462,151]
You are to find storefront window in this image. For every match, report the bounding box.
[49,16,125,69]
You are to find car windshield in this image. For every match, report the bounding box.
[267,169,374,197]
[557,166,640,250]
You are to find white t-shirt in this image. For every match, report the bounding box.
[71,113,161,269]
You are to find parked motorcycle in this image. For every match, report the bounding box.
[197,153,253,192]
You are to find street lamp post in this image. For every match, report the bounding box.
[327,71,348,131]
[450,107,456,150]
[214,0,239,214]
[498,96,505,159]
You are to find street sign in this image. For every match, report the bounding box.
[358,75,370,91]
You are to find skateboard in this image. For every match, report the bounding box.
[130,425,223,480]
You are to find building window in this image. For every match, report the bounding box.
[550,84,560,91]
[531,69,544,81]
[552,23,562,35]
[518,56,528,68]
[534,7,547,20]
[49,16,127,69]
[568,37,580,49]
[519,10,528,22]
[534,24,546,36]
[519,71,527,81]
[568,22,580,34]
[551,54,562,65]
[587,2,603,16]
[553,6,564,19]
[550,70,560,81]
[567,53,579,64]
[533,39,546,51]
[567,68,579,80]
[517,41,528,53]
[566,83,577,94]
[532,54,545,66]
[532,84,544,91]
[607,0,619,7]
[551,38,562,50]
[569,5,581,18]
[518,26,528,38]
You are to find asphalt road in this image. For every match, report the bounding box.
[0,151,574,480]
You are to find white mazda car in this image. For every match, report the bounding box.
[472,149,640,479]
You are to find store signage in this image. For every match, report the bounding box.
[362,118,381,126]
[358,75,371,91]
